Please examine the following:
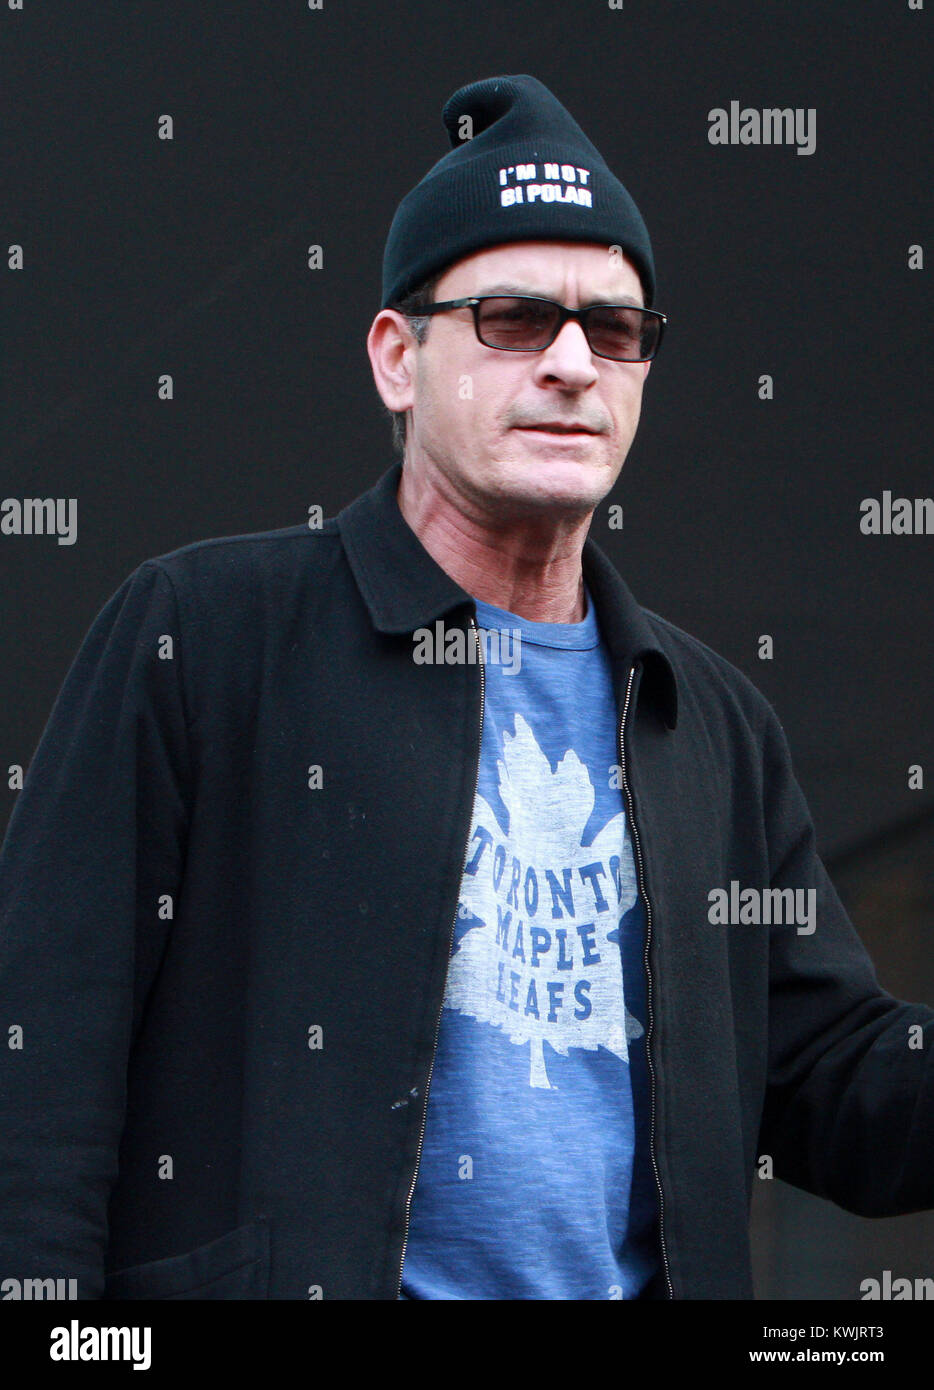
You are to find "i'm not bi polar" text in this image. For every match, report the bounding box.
[499,163,593,208]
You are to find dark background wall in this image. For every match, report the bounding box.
[4,0,932,1298]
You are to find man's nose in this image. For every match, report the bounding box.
[534,320,599,385]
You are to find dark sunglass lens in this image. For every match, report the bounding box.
[477,298,557,348]
[587,307,655,360]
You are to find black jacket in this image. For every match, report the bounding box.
[1,460,932,1300]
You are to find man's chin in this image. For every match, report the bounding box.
[478,453,616,517]
[492,453,617,503]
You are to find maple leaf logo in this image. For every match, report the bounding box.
[446,713,642,1088]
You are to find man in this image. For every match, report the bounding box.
[0,74,932,1302]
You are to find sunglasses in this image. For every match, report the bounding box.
[413,294,666,362]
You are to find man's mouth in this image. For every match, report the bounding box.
[516,423,599,435]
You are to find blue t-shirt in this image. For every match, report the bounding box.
[399,589,659,1299]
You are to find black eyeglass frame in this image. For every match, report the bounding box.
[411,294,667,362]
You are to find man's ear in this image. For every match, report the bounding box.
[367,309,418,415]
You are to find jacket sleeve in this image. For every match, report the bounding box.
[757,700,934,1216]
[0,561,192,1297]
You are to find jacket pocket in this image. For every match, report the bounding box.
[103,1217,270,1300]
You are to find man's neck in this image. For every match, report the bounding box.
[396,465,591,624]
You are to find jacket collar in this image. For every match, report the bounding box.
[337,461,678,731]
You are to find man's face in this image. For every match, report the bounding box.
[404,240,652,521]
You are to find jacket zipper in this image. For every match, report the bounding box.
[619,660,675,1299]
[396,613,486,1298]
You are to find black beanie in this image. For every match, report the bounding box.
[381,73,655,311]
